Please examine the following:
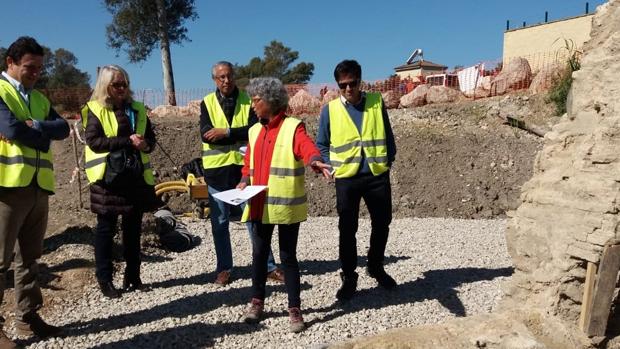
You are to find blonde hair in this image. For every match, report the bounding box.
[90,64,134,107]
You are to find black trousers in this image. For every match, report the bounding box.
[94,212,142,283]
[336,171,392,278]
[250,221,301,308]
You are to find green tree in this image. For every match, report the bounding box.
[104,0,198,106]
[46,49,90,89]
[0,46,89,89]
[235,41,314,87]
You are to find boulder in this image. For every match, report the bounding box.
[381,90,400,109]
[491,57,532,95]
[463,76,492,98]
[529,65,565,94]
[480,75,493,90]
[426,85,463,104]
[400,84,429,108]
[289,89,321,115]
[149,104,199,118]
[187,99,202,116]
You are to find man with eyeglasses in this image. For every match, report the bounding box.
[200,61,284,286]
[0,36,69,346]
[316,59,397,302]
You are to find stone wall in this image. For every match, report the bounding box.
[503,0,620,324]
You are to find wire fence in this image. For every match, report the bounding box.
[46,49,576,115]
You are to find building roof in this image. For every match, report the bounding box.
[394,60,447,72]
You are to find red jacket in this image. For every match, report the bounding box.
[242,112,322,221]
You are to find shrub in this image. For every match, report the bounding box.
[547,39,581,115]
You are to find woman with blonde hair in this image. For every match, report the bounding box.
[82,65,159,298]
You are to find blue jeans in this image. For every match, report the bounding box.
[208,185,277,273]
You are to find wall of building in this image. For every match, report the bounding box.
[395,67,446,80]
[395,68,422,80]
[503,14,593,71]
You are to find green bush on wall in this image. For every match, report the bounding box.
[548,39,582,116]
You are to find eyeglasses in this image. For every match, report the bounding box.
[214,74,233,82]
[110,82,128,89]
[337,80,360,90]
[251,96,262,104]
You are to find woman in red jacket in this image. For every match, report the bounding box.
[237,77,331,333]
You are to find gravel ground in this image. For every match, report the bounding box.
[21,217,512,349]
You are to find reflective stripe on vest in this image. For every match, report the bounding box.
[82,100,154,185]
[327,93,389,178]
[241,117,307,224]
[0,79,55,191]
[201,91,250,169]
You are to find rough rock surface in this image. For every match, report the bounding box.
[149,102,200,118]
[426,85,463,104]
[399,84,429,108]
[502,0,620,325]
[289,89,321,115]
[492,57,533,95]
[381,90,400,109]
[529,65,565,94]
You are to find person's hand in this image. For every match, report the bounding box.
[0,133,11,144]
[236,182,248,190]
[204,128,228,142]
[25,119,34,127]
[311,160,333,181]
[130,134,148,151]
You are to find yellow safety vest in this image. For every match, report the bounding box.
[241,117,307,224]
[201,91,250,169]
[0,79,55,192]
[328,93,389,178]
[81,100,154,185]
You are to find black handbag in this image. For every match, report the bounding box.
[103,148,144,188]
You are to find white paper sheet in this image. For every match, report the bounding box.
[211,185,267,206]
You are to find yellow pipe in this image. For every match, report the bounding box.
[155,185,189,196]
[155,181,187,191]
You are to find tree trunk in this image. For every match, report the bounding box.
[155,0,176,106]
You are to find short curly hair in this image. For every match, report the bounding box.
[245,77,289,114]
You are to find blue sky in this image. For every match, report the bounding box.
[0,0,606,90]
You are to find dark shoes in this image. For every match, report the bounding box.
[98,280,121,299]
[267,268,285,283]
[243,298,264,324]
[123,276,152,293]
[368,267,397,290]
[288,307,306,333]
[14,312,62,338]
[336,272,358,302]
[214,270,231,286]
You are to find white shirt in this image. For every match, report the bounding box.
[1,71,29,104]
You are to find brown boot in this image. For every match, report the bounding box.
[288,307,306,333]
[0,329,19,349]
[266,268,285,283]
[242,298,264,324]
[15,313,62,338]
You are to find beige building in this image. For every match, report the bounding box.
[393,60,447,80]
[503,13,593,72]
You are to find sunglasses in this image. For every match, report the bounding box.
[337,80,359,90]
[110,82,128,89]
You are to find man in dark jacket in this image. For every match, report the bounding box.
[0,36,69,346]
[200,61,284,286]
